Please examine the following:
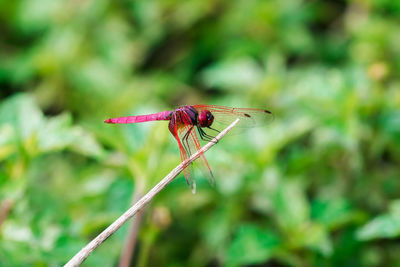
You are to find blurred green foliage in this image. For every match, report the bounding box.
[1,0,400,266]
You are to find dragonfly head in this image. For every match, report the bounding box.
[198,110,214,127]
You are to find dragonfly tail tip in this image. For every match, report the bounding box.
[104,119,113,123]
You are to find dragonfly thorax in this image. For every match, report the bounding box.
[169,106,214,128]
[169,106,198,128]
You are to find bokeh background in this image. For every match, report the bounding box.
[1,0,400,266]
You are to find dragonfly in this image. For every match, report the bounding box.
[105,105,273,192]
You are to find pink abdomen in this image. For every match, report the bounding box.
[105,110,172,124]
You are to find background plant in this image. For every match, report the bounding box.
[0,0,399,266]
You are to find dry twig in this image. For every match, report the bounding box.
[64,118,240,267]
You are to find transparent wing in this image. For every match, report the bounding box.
[170,113,196,193]
[192,104,273,129]
[172,112,215,192]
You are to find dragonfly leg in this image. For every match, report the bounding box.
[182,126,194,155]
[207,126,220,134]
[197,126,218,143]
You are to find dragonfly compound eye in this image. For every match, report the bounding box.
[199,110,214,127]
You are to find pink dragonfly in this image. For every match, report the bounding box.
[105,105,272,191]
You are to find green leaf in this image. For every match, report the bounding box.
[356,200,400,241]
[0,94,43,140]
[272,180,309,232]
[311,198,356,229]
[37,113,75,153]
[68,126,104,158]
[17,0,62,33]
[0,124,16,160]
[37,111,104,157]
[226,224,280,266]
[299,223,333,256]
[201,58,264,89]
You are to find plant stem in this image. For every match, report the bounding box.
[64,118,240,267]
[118,180,145,267]
[0,199,13,228]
